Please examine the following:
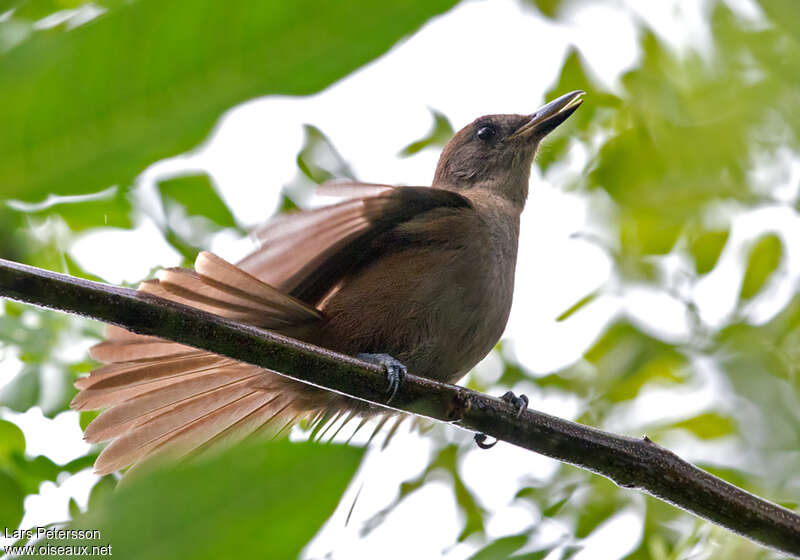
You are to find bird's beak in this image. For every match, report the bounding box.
[511,90,585,140]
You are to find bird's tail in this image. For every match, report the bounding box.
[72,252,337,475]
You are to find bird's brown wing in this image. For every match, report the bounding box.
[239,184,471,305]
[237,180,396,288]
[74,185,470,474]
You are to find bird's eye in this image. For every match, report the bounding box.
[476,125,497,142]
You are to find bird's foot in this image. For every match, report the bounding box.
[500,390,529,418]
[474,391,529,450]
[474,433,496,449]
[358,353,407,404]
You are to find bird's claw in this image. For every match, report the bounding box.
[474,391,530,450]
[474,433,497,449]
[501,391,529,418]
[358,353,407,404]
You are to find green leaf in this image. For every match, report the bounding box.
[279,193,299,213]
[0,308,80,417]
[715,329,800,450]
[527,0,564,18]
[11,0,69,20]
[0,306,69,361]
[61,452,99,475]
[68,497,81,520]
[515,478,582,520]
[537,48,619,171]
[668,412,736,440]
[296,125,355,184]
[688,229,729,275]
[587,27,769,223]
[0,0,23,15]
[545,48,620,115]
[164,228,202,266]
[608,354,685,403]
[739,234,782,301]
[0,364,75,418]
[0,0,459,201]
[79,410,100,432]
[0,470,24,528]
[556,290,599,322]
[30,186,133,232]
[12,0,108,21]
[758,0,800,37]
[620,213,683,257]
[0,205,30,262]
[468,533,528,560]
[574,478,624,539]
[54,440,363,559]
[542,495,571,517]
[0,364,41,412]
[9,454,62,495]
[0,424,93,497]
[434,445,485,542]
[158,173,238,230]
[585,321,687,393]
[455,470,485,542]
[87,475,117,511]
[0,419,25,459]
[399,108,454,157]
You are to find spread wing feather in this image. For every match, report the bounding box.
[75,184,468,474]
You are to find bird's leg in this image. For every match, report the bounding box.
[474,391,529,449]
[357,353,407,404]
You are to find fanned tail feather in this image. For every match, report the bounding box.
[93,373,265,474]
[74,251,331,475]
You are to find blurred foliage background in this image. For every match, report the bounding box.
[1,0,800,558]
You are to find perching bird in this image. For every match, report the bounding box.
[72,91,585,474]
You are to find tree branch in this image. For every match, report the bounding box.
[0,257,798,556]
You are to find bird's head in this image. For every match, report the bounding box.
[433,90,584,205]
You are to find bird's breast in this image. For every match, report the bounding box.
[316,209,518,384]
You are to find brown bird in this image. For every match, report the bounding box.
[72,90,585,474]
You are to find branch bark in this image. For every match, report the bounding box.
[0,257,798,556]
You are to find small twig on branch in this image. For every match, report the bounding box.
[0,257,798,556]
